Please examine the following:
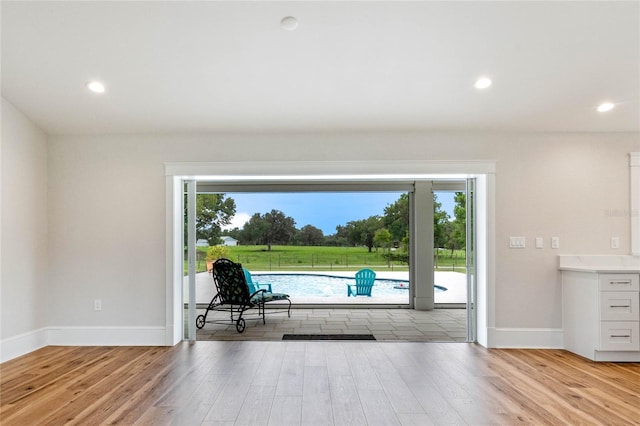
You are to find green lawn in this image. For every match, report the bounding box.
[186,245,466,274]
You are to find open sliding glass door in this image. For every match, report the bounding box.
[431,180,475,342]
[466,178,477,342]
[184,180,197,341]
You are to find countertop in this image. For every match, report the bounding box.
[558,255,640,273]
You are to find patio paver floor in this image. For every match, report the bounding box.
[195,307,467,342]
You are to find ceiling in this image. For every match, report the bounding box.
[2,1,639,135]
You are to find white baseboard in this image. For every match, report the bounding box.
[1,326,167,363]
[488,327,564,349]
[0,328,49,363]
[594,351,640,362]
[48,326,167,346]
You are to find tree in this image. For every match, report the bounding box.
[433,194,450,249]
[451,192,466,254]
[263,210,297,250]
[238,213,268,245]
[443,221,457,256]
[323,225,349,247]
[383,193,409,243]
[330,225,350,246]
[383,192,448,252]
[432,193,451,268]
[238,210,297,250]
[298,224,324,246]
[373,228,392,255]
[184,194,236,246]
[225,227,243,241]
[346,216,383,252]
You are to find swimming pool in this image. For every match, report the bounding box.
[252,273,447,298]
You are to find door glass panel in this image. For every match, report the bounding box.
[433,183,469,341]
[183,180,197,341]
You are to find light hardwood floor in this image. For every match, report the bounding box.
[1,342,639,425]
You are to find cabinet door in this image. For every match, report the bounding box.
[600,291,639,321]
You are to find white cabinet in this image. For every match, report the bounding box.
[562,271,640,361]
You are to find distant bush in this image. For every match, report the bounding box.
[205,245,230,261]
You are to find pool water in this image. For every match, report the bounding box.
[252,273,446,298]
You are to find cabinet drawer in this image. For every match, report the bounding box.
[599,322,640,351]
[600,292,639,321]
[599,274,639,291]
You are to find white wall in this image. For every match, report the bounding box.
[2,106,638,357]
[44,132,638,336]
[494,134,636,331]
[1,98,49,360]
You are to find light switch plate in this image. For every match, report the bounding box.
[509,236,526,248]
[551,237,560,249]
[535,237,543,249]
[611,237,620,249]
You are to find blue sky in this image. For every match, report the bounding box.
[222,192,456,235]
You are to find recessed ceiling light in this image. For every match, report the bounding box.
[597,102,615,112]
[281,16,298,31]
[475,77,492,90]
[86,81,106,94]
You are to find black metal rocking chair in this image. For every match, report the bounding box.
[196,258,265,333]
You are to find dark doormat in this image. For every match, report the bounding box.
[282,334,376,341]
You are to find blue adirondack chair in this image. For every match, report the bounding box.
[243,268,273,293]
[347,268,376,297]
[242,267,292,315]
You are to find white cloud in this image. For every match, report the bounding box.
[222,212,251,231]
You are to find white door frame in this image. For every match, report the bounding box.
[164,160,496,347]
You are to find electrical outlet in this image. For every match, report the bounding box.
[551,237,560,249]
[94,299,102,311]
